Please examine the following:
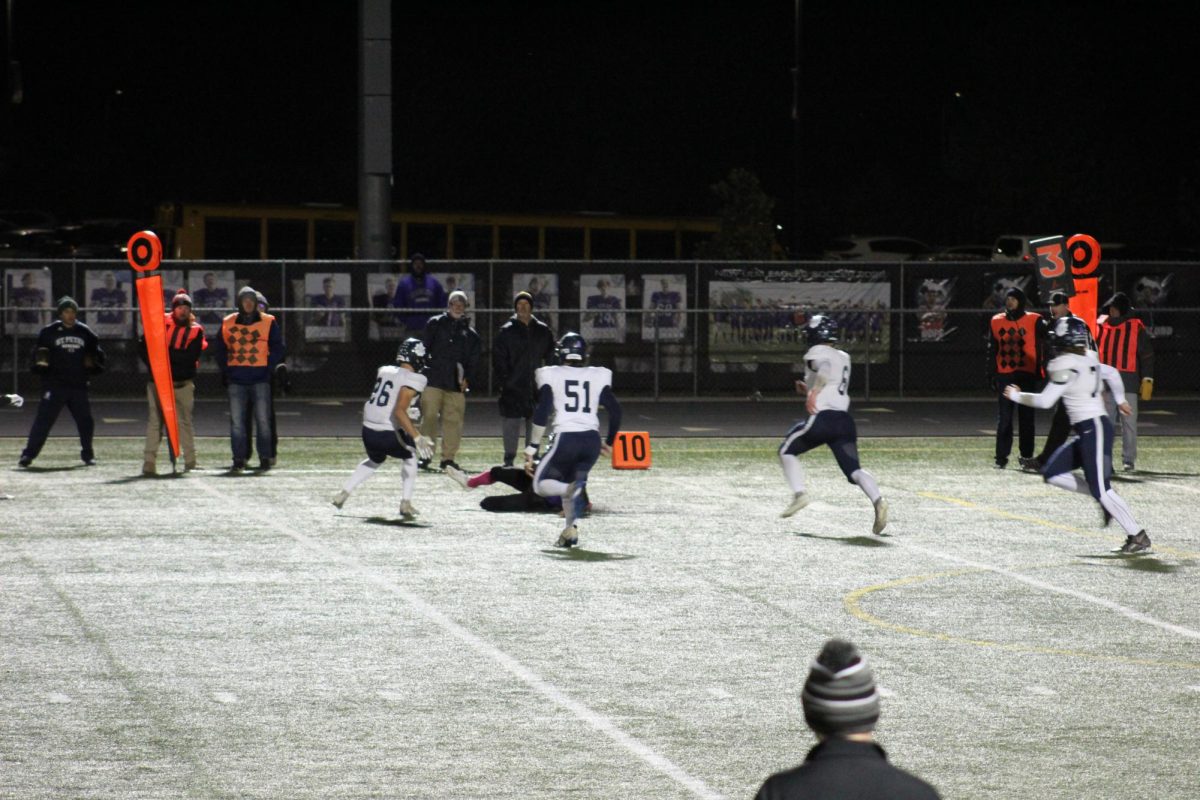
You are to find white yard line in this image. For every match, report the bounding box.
[193,481,726,800]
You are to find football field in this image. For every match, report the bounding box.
[2,435,1198,799]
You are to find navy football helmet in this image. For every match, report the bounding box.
[395,337,428,370]
[1049,315,1091,355]
[557,331,588,364]
[805,314,839,346]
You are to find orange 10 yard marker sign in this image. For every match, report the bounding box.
[611,431,652,469]
[127,230,181,462]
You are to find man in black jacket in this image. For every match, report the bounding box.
[419,290,481,470]
[493,291,555,466]
[19,296,105,468]
[755,639,940,800]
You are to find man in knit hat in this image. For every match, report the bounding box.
[987,286,1047,469]
[1097,292,1154,471]
[486,290,555,470]
[138,289,206,475]
[754,639,940,799]
[210,285,285,472]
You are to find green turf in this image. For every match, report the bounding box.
[2,436,1198,799]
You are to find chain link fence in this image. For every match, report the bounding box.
[3,258,1197,398]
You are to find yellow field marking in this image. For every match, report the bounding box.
[845,570,1200,670]
[916,491,1200,559]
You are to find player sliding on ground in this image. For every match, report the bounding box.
[524,332,621,548]
[779,314,888,535]
[1005,315,1152,554]
[331,338,435,521]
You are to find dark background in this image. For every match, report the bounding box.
[2,1,1198,252]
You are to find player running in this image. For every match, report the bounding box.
[331,338,435,520]
[1005,316,1151,554]
[779,314,888,535]
[524,332,622,548]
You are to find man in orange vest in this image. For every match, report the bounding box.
[1097,292,1154,471]
[987,287,1047,469]
[211,285,286,472]
[139,289,207,475]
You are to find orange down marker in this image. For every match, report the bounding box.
[127,231,180,461]
[611,431,652,469]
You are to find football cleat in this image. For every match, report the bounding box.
[1018,456,1040,473]
[399,500,418,521]
[444,466,471,489]
[555,526,579,548]
[1113,530,1152,554]
[1100,505,1112,528]
[331,490,349,509]
[1123,463,1135,472]
[781,492,810,518]
[872,497,889,535]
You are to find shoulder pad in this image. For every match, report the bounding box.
[1049,369,1076,385]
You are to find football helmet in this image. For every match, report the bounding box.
[1049,315,1091,355]
[805,314,839,346]
[557,331,588,364]
[395,337,428,370]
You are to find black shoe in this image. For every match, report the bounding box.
[440,459,462,471]
[994,459,1007,470]
[1114,530,1152,554]
[230,460,246,473]
[418,458,433,471]
[258,460,271,471]
[83,457,97,467]
[1018,456,1040,473]
[18,455,32,468]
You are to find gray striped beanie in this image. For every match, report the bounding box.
[801,639,881,735]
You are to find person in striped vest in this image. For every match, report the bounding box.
[987,287,1047,469]
[1097,292,1154,471]
[138,289,207,475]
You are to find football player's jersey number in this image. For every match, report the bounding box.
[564,379,593,413]
[369,378,394,407]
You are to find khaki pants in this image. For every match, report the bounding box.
[144,380,197,468]
[420,386,466,462]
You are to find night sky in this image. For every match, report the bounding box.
[2,1,1198,251]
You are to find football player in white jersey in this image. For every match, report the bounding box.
[779,315,888,535]
[1005,316,1151,553]
[524,332,622,548]
[331,339,435,520]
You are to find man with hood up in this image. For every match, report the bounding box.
[987,286,1047,469]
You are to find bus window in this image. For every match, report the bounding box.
[205,218,261,259]
[590,228,630,260]
[635,230,675,260]
[314,220,354,259]
[544,227,584,259]
[454,225,493,259]
[267,219,309,259]
[498,226,538,259]
[407,223,448,259]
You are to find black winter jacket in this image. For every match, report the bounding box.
[493,314,555,417]
[421,312,481,392]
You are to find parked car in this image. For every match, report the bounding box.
[822,236,932,261]
[990,234,1054,263]
[58,218,147,258]
[0,227,70,258]
[927,244,992,262]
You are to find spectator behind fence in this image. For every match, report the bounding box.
[754,638,941,800]
[392,253,446,334]
[493,290,556,467]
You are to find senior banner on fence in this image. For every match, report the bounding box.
[641,273,687,341]
[708,268,890,364]
[4,268,52,335]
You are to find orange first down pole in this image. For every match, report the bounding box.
[128,231,180,460]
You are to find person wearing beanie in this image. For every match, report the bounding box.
[392,252,447,333]
[490,290,555,468]
[18,296,105,468]
[138,289,207,475]
[1097,292,1154,471]
[754,639,941,799]
[986,285,1048,469]
[418,289,481,471]
[209,285,285,472]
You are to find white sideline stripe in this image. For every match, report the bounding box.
[901,540,1200,641]
[193,483,724,800]
[46,692,72,704]
[1027,686,1057,696]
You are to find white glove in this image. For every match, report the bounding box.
[413,435,434,461]
[407,405,422,421]
[5,394,23,408]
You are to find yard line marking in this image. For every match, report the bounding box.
[212,692,239,704]
[193,483,725,800]
[46,692,72,704]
